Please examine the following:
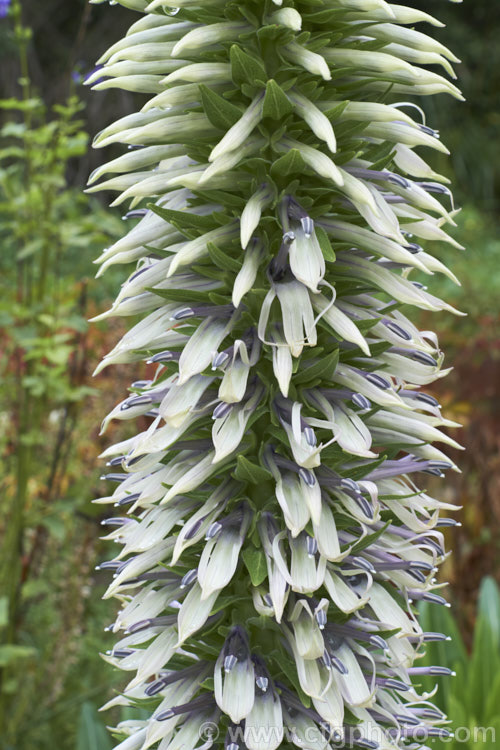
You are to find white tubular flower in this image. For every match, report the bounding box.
[289,599,325,659]
[283,703,331,750]
[283,624,323,698]
[177,582,219,644]
[264,448,311,537]
[282,41,331,81]
[199,136,263,185]
[171,480,233,564]
[275,472,311,536]
[233,240,265,307]
[288,224,325,293]
[160,374,214,427]
[392,142,451,182]
[97,22,193,64]
[323,47,421,78]
[281,420,323,469]
[112,113,219,148]
[307,392,376,459]
[336,0,395,14]
[87,145,182,185]
[212,385,264,461]
[217,338,257,403]
[270,325,293,397]
[360,68,464,100]
[323,570,368,615]
[368,22,460,62]
[209,95,264,162]
[162,452,219,503]
[198,505,250,597]
[167,223,239,277]
[91,74,166,94]
[312,293,370,356]
[312,682,344,732]
[337,253,463,314]
[171,22,249,57]
[287,533,326,593]
[161,61,231,84]
[332,642,374,707]
[320,217,427,269]
[244,676,283,750]
[240,186,273,249]
[383,43,457,78]
[363,120,449,154]
[142,82,200,110]
[258,514,290,623]
[312,503,347,562]
[289,90,336,153]
[367,410,463,451]
[367,4,444,26]
[280,136,343,186]
[269,8,302,31]
[259,279,317,357]
[178,316,234,385]
[91,1,463,747]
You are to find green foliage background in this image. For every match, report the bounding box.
[0,1,499,748]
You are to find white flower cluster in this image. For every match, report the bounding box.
[89,1,463,749]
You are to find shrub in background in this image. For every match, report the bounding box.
[90,1,465,749]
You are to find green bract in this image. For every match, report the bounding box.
[89,1,463,748]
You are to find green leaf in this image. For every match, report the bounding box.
[323,100,350,121]
[270,149,306,179]
[212,593,247,615]
[230,45,267,87]
[315,225,336,262]
[148,203,216,231]
[356,318,380,333]
[349,521,390,555]
[17,239,43,261]
[339,455,386,482]
[242,547,268,587]
[194,189,246,209]
[418,601,467,680]
[469,605,499,722]
[77,702,113,750]
[485,669,500,724]
[375,627,403,640]
[478,576,500,642]
[257,25,294,45]
[262,80,293,120]
[0,645,37,667]
[0,597,8,628]
[303,9,345,24]
[146,287,209,304]
[199,85,242,130]
[276,654,311,707]
[233,455,272,484]
[207,241,241,273]
[45,345,72,366]
[294,349,339,385]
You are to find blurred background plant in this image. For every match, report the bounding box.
[0,0,498,748]
[0,0,131,745]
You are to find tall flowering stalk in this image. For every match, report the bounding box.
[88,0,463,748]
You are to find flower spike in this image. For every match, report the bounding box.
[90,1,463,748]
